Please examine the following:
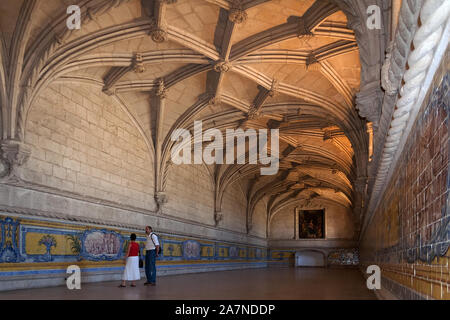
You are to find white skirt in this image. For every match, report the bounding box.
[122,256,141,281]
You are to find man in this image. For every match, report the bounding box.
[144,226,160,286]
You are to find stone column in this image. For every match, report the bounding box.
[154,80,168,211]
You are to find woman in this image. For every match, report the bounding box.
[119,233,140,287]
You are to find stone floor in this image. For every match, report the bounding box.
[0,267,377,300]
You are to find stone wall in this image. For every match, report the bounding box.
[165,163,215,225]
[268,202,357,268]
[220,180,247,233]
[360,63,449,299]
[270,203,355,240]
[22,83,156,211]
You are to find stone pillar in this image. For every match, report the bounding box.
[154,80,168,212]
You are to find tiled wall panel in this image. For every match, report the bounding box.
[360,69,449,300]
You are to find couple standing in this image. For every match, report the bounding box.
[119,226,160,287]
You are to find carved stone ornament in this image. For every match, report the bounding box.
[381,41,398,95]
[214,60,232,73]
[229,9,248,24]
[247,105,260,120]
[155,192,168,205]
[132,53,145,74]
[0,140,31,180]
[214,211,223,227]
[0,158,10,178]
[149,19,168,43]
[229,0,248,24]
[150,28,168,43]
[156,79,167,99]
[355,83,383,126]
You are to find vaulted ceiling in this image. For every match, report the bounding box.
[0,0,384,237]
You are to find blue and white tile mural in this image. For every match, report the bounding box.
[0,217,24,263]
[0,213,268,278]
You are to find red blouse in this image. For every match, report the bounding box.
[128,242,139,257]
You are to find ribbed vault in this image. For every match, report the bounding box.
[0,0,386,238]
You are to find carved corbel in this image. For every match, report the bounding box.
[154,191,168,213]
[355,83,383,129]
[214,211,223,227]
[0,140,31,181]
[381,41,398,95]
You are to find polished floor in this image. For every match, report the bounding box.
[0,268,376,300]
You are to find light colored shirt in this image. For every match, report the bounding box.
[145,233,159,250]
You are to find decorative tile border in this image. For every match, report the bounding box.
[0,213,268,277]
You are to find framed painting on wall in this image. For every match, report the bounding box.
[299,209,325,239]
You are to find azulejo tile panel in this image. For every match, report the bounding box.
[0,217,24,263]
[0,214,268,276]
[268,249,359,266]
[360,71,449,299]
[327,249,359,266]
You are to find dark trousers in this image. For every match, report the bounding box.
[145,249,156,283]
